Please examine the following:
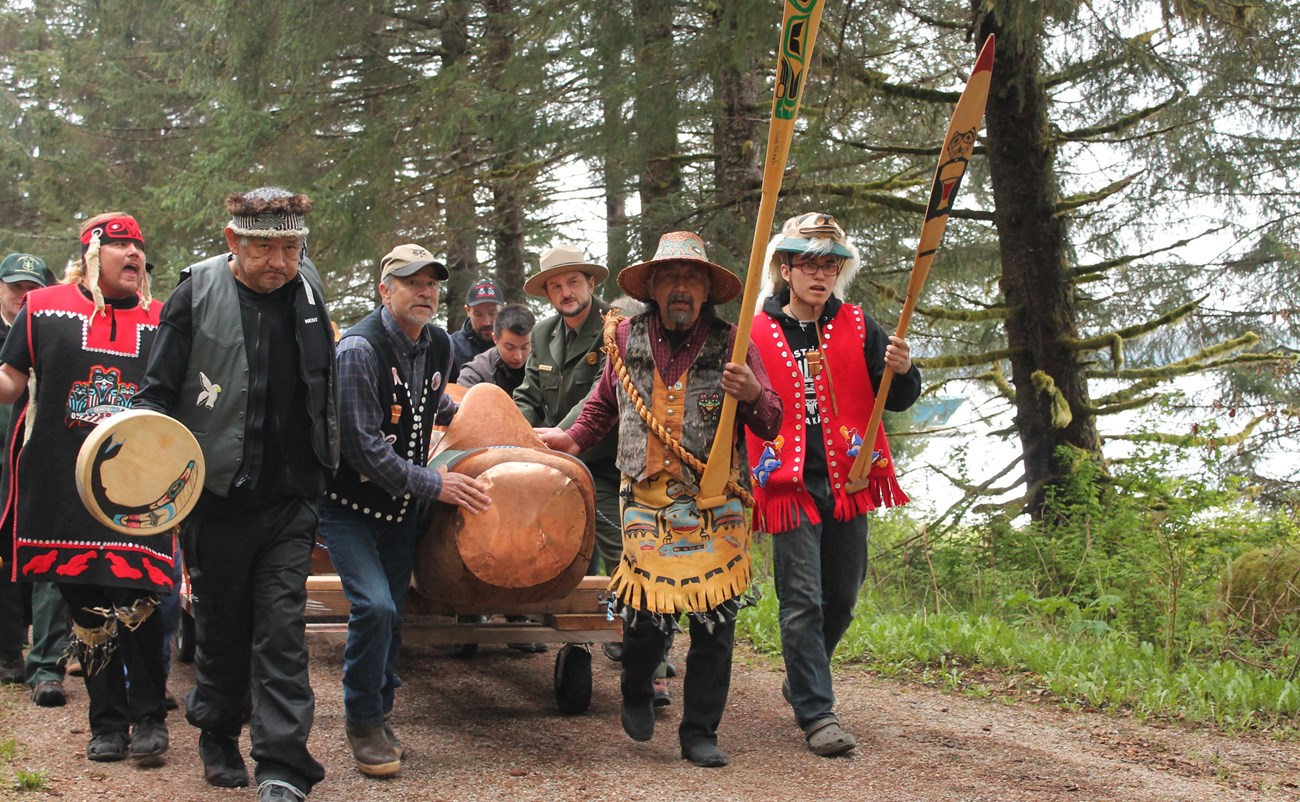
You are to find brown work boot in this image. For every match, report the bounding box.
[346,719,401,777]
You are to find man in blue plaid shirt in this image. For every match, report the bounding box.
[320,243,489,779]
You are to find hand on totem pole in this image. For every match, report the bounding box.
[435,466,492,514]
[535,427,580,456]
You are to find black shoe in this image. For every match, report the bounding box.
[652,677,671,708]
[681,739,729,768]
[164,693,178,711]
[31,679,65,707]
[199,731,249,788]
[383,718,404,760]
[507,642,548,654]
[601,642,623,662]
[0,657,24,685]
[620,699,655,742]
[258,780,306,801]
[86,732,129,762]
[130,718,169,760]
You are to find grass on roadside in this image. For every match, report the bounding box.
[1,735,50,793]
[736,579,1300,735]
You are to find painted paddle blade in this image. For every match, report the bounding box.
[696,0,827,510]
[846,34,995,490]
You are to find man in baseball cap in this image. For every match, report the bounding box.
[322,242,485,778]
[0,252,53,692]
[449,277,504,383]
[0,254,49,333]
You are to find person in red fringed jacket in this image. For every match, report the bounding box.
[746,212,921,758]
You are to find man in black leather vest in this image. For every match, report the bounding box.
[320,244,488,778]
[137,187,338,802]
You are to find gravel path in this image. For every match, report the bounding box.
[3,636,1299,801]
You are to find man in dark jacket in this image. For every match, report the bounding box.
[0,253,63,695]
[448,277,504,383]
[321,243,489,777]
[136,187,338,802]
[455,303,535,395]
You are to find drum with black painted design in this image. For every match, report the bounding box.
[74,409,205,536]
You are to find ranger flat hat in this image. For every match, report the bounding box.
[523,243,608,298]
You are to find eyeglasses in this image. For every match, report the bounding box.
[789,260,842,277]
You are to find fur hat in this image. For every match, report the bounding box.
[759,212,861,305]
[225,187,312,239]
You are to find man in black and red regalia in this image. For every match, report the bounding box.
[0,213,171,764]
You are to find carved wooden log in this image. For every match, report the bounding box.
[410,383,595,609]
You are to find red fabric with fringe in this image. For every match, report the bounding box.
[745,305,907,534]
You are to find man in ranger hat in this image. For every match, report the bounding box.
[747,212,920,757]
[513,244,622,579]
[137,187,337,802]
[448,277,505,383]
[539,231,782,768]
[321,243,490,777]
[0,216,171,764]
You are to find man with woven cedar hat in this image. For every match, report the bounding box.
[137,188,337,802]
[513,243,622,578]
[539,231,782,768]
[748,212,920,757]
[0,215,171,764]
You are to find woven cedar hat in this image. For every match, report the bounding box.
[617,231,742,304]
[523,243,609,298]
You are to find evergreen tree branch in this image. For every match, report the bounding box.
[1070,296,1207,357]
[1056,91,1186,142]
[1108,413,1269,447]
[822,50,961,104]
[920,347,1021,369]
[1056,172,1143,215]
[1072,225,1229,279]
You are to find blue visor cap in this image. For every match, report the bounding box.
[774,237,853,260]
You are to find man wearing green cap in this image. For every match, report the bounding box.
[0,253,62,694]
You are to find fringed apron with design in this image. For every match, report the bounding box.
[602,312,755,628]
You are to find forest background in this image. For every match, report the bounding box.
[1,0,1299,732]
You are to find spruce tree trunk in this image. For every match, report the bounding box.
[632,0,681,257]
[484,0,528,303]
[597,3,632,275]
[976,4,1102,517]
[707,0,764,270]
[442,0,479,331]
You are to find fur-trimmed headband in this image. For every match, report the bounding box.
[225,187,312,239]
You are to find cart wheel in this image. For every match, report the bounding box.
[176,609,196,664]
[554,643,592,715]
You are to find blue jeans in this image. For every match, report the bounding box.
[317,503,420,725]
[772,505,868,731]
